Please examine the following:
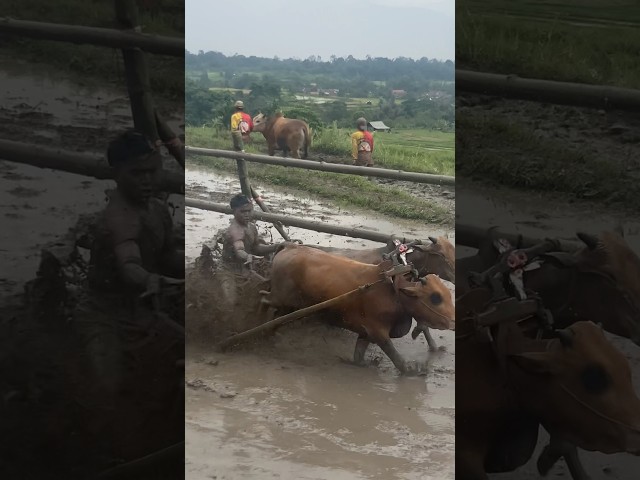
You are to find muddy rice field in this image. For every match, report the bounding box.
[185,164,456,480]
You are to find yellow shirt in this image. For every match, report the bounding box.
[350,131,374,160]
[230,111,243,131]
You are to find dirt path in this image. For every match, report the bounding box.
[456,183,640,479]
[185,166,455,480]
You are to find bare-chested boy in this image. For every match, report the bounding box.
[219,194,286,305]
[78,130,184,417]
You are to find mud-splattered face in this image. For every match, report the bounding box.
[233,204,253,226]
[114,152,162,204]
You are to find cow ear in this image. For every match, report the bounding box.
[400,286,421,297]
[509,352,555,374]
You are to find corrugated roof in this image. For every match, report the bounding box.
[368,121,391,130]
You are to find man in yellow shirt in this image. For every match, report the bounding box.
[350,117,374,167]
[230,100,253,152]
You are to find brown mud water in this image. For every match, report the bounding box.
[457,184,640,480]
[185,167,455,479]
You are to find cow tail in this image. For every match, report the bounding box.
[303,126,311,159]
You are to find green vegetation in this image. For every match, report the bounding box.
[186,126,453,224]
[457,0,640,88]
[456,112,640,210]
[4,0,184,99]
[185,51,454,130]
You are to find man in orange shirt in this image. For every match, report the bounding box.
[230,100,253,152]
[350,117,374,166]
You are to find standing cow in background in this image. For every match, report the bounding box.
[252,112,311,159]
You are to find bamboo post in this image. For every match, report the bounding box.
[236,157,251,197]
[185,147,455,186]
[185,198,391,243]
[155,110,185,169]
[115,0,160,143]
[250,185,291,242]
[0,17,184,56]
[0,139,184,194]
[216,282,379,351]
[455,224,579,252]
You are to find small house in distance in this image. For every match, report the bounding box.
[368,121,391,133]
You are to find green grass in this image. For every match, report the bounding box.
[3,0,184,99]
[185,126,453,225]
[457,1,640,88]
[456,111,640,209]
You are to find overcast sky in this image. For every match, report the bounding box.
[185,0,454,61]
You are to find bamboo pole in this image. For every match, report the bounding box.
[155,110,185,169]
[185,147,456,186]
[95,441,185,479]
[0,17,184,56]
[216,281,380,351]
[456,70,640,111]
[115,0,160,143]
[235,157,251,197]
[250,185,291,242]
[185,198,390,243]
[0,139,184,194]
[455,223,579,252]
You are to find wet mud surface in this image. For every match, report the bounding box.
[0,60,185,476]
[0,59,184,297]
[457,184,640,479]
[185,166,455,479]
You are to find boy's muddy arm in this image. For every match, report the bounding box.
[253,243,283,255]
[114,241,181,294]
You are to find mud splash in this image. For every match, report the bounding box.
[457,184,640,479]
[186,165,455,479]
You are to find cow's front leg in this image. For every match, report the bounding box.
[537,436,590,480]
[353,336,370,365]
[378,338,414,374]
[423,328,438,350]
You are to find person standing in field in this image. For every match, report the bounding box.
[351,117,374,167]
[230,100,253,152]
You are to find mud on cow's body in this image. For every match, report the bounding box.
[252,112,311,159]
[261,244,455,374]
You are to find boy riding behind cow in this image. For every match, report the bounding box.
[219,194,290,306]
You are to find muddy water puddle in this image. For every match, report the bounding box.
[187,328,454,480]
[457,183,640,479]
[186,164,455,479]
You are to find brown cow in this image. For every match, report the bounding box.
[252,112,311,159]
[312,235,455,350]
[456,294,640,479]
[457,229,640,346]
[262,244,454,374]
[314,235,455,283]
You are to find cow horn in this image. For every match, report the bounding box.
[516,234,523,249]
[428,236,438,244]
[553,329,573,347]
[419,277,427,285]
[576,232,600,250]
